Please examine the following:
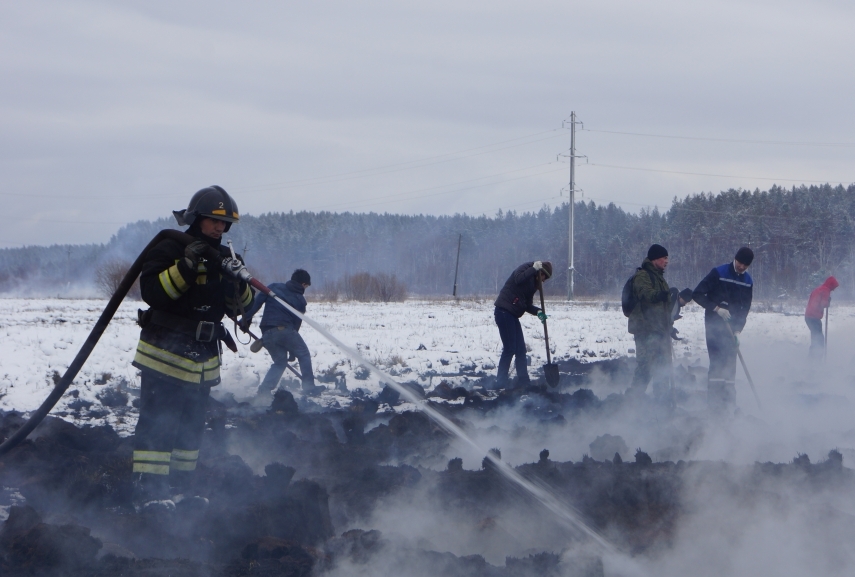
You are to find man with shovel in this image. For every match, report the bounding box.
[241,269,324,396]
[693,247,754,413]
[493,261,552,389]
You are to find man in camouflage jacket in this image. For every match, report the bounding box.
[627,244,673,397]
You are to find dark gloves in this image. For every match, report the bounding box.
[184,240,208,269]
[653,290,670,303]
[670,327,682,341]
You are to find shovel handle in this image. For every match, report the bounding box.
[725,323,762,410]
[239,322,303,380]
[537,275,552,365]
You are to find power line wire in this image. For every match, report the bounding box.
[583,128,855,148]
[304,162,559,211]
[0,129,565,200]
[586,162,853,185]
[234,132,567,194]
[305,166,568,212]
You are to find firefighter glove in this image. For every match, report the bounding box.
[715,307,732,321]
[184,240,208,269]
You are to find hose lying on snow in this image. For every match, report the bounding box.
[0,229,212,456]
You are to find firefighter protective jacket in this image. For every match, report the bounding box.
[132,230,253,385]
[693,262,754,333]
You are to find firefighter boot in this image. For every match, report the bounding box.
[133,472,175,514]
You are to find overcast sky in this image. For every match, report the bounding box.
[2,0,855,247]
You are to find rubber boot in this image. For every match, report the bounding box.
[302,382,326,396]
[133,472,175,514]
[170,470,209,514]
[707,380,728,414]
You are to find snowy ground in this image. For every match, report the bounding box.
[2,296,855,465]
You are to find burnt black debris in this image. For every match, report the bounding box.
[1,361,854,575]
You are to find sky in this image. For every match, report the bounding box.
[2,0,855,248]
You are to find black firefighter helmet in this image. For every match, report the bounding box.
[173,186,240,231]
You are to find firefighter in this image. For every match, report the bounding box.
[131,186,253,512]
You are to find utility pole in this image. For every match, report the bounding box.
[452,233,462,297]
[560,112,584,300]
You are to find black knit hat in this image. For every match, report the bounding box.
[541,261,553,279]
[735,247,754,266]
[291,269,311,285]
[647,244,668,261]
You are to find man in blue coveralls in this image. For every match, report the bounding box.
[241,269,324,395]
[692,247,754,413]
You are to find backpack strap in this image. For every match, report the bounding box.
[646,269,656,289]
[633,268,661,300]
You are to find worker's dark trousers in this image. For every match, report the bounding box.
[706,320,737,412]
[133,370,211,499]
[805,316,824,359]
[259,326,315,390]
[495,307,530,388]
[629,331,671,395]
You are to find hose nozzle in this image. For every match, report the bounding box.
[221,256,253,282]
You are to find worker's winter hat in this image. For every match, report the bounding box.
[735,246,754,266]
[292,269,311,285]
[541,261,553,279]
[647,244,668,261]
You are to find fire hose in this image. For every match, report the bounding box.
[0,229,233,456]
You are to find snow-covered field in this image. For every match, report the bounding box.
[3,296,855,464]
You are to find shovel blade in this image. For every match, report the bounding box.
[544,363,560,387]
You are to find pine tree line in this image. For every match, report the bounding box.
[1,184,852,300]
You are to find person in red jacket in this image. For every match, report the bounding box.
[805,276,839,358]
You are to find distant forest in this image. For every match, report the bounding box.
[1,183,853,300]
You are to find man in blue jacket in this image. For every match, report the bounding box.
[241,269,322,395]
[493,261,551,389]
[692,247,754,413]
